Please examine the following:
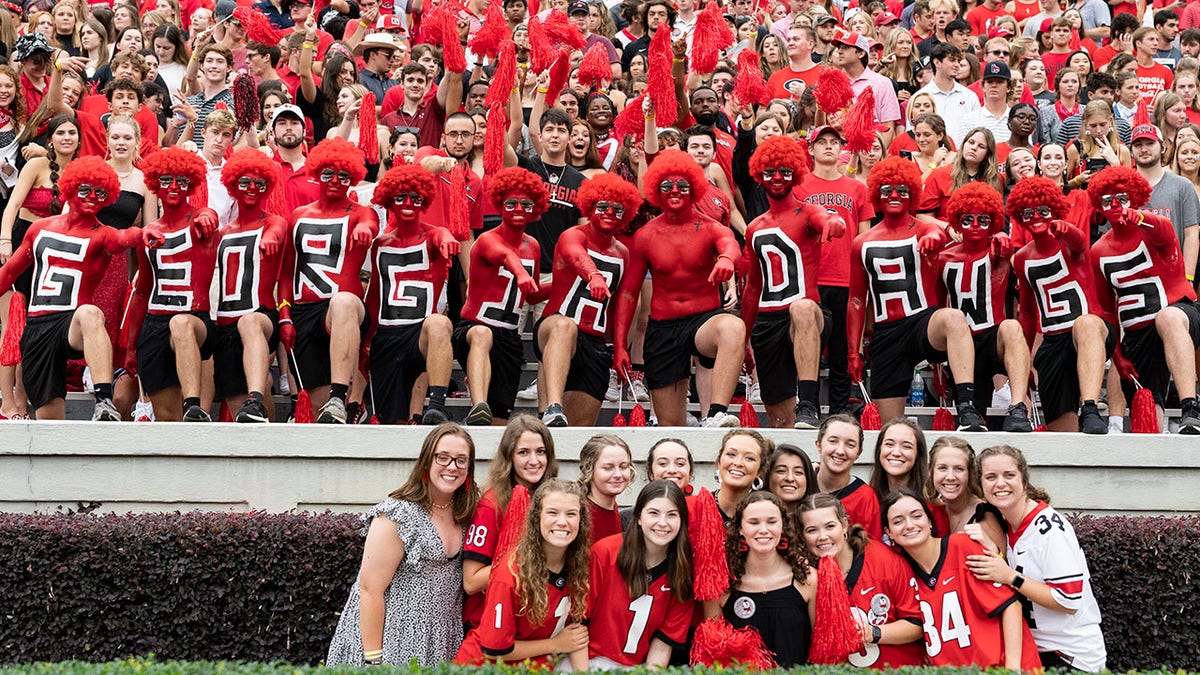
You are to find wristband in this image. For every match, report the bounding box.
[302,42,315,50]
[870,625,881,644]
[536,87,548,93]
[846,166,858,174]
[278,300,291,310]
[278,318,293,325]
[360,19,370,27]
[1188,274,1196,282]
[718,254,734,262]
[672,57,684,63]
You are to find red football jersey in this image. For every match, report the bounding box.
[462,490,504,628]
[285,212,375,304]
[1014,225,1106,337]
[900,533,1041,670]
[455,552,576,667]
[139,221,218,316]
[830,477,883,540]
[364,225,455,328]
[589,500,625,544]
[845,540,926,669]
[1092,211,1198,331]
[541,226,627,338]
[742,202,828,323]
[587,534,694,666]
[937,243,1010,335]
[460,228,541,330]
[214,219,287,326]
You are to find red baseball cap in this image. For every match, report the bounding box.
[874,11,899,26]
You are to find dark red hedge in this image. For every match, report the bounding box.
[0,511,1193,669]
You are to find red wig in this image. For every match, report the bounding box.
[373,164,438,209]
[1087,166,1151,209]
[141,147,206,194]
[487,167,550,219]
[577,173,643,225]
[307,137,367,185]
[1006,176,1067,220]
[60,156,120,209]
[946,183,1005,235]
[220,148,286,216]
[643,149,707,208]
[748,136,807,185]
[865,156,922,212]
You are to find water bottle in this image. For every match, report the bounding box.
[910,370,925,407]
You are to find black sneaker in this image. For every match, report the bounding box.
[542,403,568,427]
[465,401,493,426]
[793,400,820,429]
[1079,402,1108,434]
[1179,400,1200,435]
[346,401,367,425]
[420,406,448,425]
[1002,402,1033,433]
[956,402,987,431]
[236,397,270,423]
[183,404,212,422]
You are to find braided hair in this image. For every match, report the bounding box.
[46,114,80,215]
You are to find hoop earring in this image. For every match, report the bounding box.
[752,477,764,491]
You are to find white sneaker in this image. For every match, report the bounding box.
[629,378,650,402]
[605,370,621,402]
[133,400,155,422]
[702,411,739,428]
[991,381,1011,408]
[82,367,94,393]
[1109,416,1125,434]
[517,380,539,401]
[748,382,762,404]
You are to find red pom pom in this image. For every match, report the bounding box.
[690,617,777,669]
[495,484,530,558]
[468,0,511,58]
[426,7,467,73]
[0,292,25,367]
[232,73,258,130]
[690,488,731,601]
[932,407,955,431]
[234,6,287,46]
[628,403,647,426]
[294,390,314,423]
[810,555,864,664]
[732,48,769,107]
[540,9,586,51]
[527,13,552,73]
[612,412,626,426]
[739,400,757,427]
[544,48,572,105]
[690,2,735,75]
[483,103,507,176]
[448,165,471,241]
[1131,386,1157,433]
[359,92,379,165]
[647,27,678,127]
[1033,424,1047,432]
[843,87,881,153]
[860,402,881,430]
[576,42,613,91]
[485,44,517,109]
[219,401,232,422]
[612,93,648,143]
[813,68,855,113]
[369,414,380,425]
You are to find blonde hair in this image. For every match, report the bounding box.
[1078,99,1120,157]
[577,434,634,495]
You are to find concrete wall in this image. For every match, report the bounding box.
[1,422,1197,516]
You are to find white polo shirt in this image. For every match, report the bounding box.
[916,79,981,146]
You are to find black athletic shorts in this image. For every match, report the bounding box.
[452,319,523,419]
[289,298,368,389]
[868,307,947,400]
[533,314,612,401]
[643,309,725,390]
[137,312,217,394]
[1121,299,1200,406]
[969,324,1006,413]
[21,311,81,409]
[751,305,832,406]
[1034,319,1115,423]
[213,308,279,400]
[370,323,426,423]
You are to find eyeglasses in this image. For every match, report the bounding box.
[1099,193,1131,208]
[432,452,470,469]
[503,198,535,212]
[444,130,474,140]
[319,169,352,185]
[959,214,992,228]
[237,177,268,191]
[76,184,108,200]
[1019,205,1053,222]
[761,167,795,181]
[989,49,1010,57]
[594,201,625,217]
[879,184,910,198]
[659,179,691,194]
[158,175,191,190]
[393,192,424,206]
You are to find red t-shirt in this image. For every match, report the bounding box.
[1041,50,1073,85]
[916,165,953,219]
[795,174,874,287]
[589,499,624,544]
[846,541,927,668]
[586,534,694,666]
[1137,62,1174,108]
[966,4,1011,36]
[829,476,882,539]
[454,552,576,667]
[766,64,827,100]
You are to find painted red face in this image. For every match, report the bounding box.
[658,177,693,215]
[590,200,625,235]
[234,175,267,208]
[317,167,351,200]
[157,174,191,208]
[761,166,796,199]
[955,212,993,243]
[389,191,424,226]
[878,183,911,217]
[1099,192,1131,225]
[500,195,535,229]
[1017,205,1054,235]
[71,184,108,216]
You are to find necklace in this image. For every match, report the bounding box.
[543,161,566,185]
[113,166,134,179]
[431,500,452,510]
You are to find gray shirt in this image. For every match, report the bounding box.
[1145,170,1200,257]
[1076,0,1110,32]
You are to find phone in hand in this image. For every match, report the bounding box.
[900,149,914,160]
[1085,157,1107,173]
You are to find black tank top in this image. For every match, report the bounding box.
[722,582,812,667]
